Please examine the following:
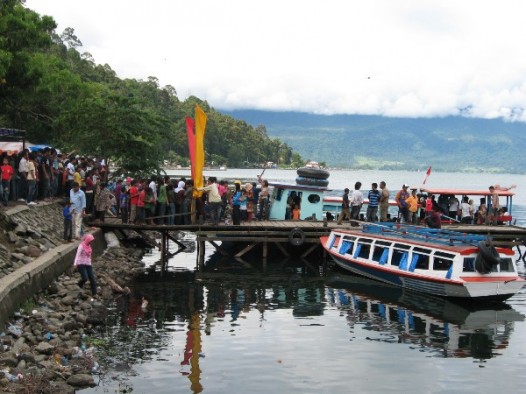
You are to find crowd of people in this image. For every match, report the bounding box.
[335,181,513,229]
[1,148,515,232]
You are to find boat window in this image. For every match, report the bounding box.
[307,194,321,204]
[462,258,476,272]
[433,256,453,271]
[372,246,389,264]
[356,243,371,259]
[391,249,407,267]
[499,258,514,272]
[375,241,391,247]
[275,188,284,201]
[409,253,430,271]
[393,243,411,251]
[339,237,356,255]
[434,251,455,260]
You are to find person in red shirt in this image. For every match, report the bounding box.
[128,180,140,223]
[1,157,15,206]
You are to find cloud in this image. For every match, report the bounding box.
[25,0,526,120]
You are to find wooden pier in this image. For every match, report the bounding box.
[92,218,526,270]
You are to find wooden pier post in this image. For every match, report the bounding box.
[198,239,205,270]
[262,241,268,269]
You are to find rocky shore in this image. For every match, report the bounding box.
[0,202,148,393]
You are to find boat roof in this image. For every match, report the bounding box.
[420,188,514,197]
[338,223,489,249]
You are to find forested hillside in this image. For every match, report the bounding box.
[225,110,526,174]
[0,1,301,174]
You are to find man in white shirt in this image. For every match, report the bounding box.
[350,181,364,226]
[17,150,29,201]
[197,176,222,225]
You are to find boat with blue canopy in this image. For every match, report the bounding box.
[321,223,525,301]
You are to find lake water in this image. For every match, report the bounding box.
[84,169,526,394]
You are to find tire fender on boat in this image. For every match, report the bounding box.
[475,240,501,274]
[296,167,330,180]
[289,227,306,246]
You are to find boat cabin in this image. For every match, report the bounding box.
[268,182,329,220]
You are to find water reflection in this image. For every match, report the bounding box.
[327,273,525,359]
[88,260,525,393]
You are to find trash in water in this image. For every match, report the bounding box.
[44,332,54,340]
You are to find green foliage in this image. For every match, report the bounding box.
[0,1,301,176]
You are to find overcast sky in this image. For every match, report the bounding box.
[24,0,526,121]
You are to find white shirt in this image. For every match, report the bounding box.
[351,190,364,206]
[18,157,28,173]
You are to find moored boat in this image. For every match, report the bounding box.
[321,223,525,301]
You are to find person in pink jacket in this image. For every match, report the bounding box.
[74,234,97,297]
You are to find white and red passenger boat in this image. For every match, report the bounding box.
[321,223,525,301]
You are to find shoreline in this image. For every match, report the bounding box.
[0,202,147,391]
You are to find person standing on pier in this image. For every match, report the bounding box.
[337,188,350,225]
[350,182,364,226]
[197,177,222,225]
[366,183,380,222]
[379,181,389,222]
[232,183,242,225]
[69,181,86,239]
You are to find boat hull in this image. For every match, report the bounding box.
[329,253,522,301]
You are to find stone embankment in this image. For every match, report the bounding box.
[0,202,147,392]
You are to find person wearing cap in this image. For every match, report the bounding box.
[395,184,411,223]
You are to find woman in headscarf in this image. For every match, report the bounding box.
[73,233,97,298]
[245,183,254,221]
[174,180,186,225]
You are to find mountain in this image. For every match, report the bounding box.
[223,110,526,174]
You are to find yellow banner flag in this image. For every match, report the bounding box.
[193,104,207,197]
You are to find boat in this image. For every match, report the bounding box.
[420,187,515,224]
[268,164,331,220]
[320,223,525,301]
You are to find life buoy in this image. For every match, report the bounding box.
[295,176,329,187]
[296,167,330,180]
[475,240,501,274]
[289,227,306,246]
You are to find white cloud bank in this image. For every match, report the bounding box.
[25,0,526,120]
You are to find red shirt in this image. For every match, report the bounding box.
[1,164,14,181]
[129,186,139,205]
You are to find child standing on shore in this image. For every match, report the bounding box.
[74,233,98,298]
[63,200,73,242]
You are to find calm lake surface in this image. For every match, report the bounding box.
[84,169,526,394]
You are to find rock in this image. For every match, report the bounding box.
[0,355,18,367]
[61,296,77,306]
[66,373,96,387]
[35,342,54,355]
[10,252,25,261]
[14,224,27,235]
[27,244,42,258]
[7,231,20,243]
